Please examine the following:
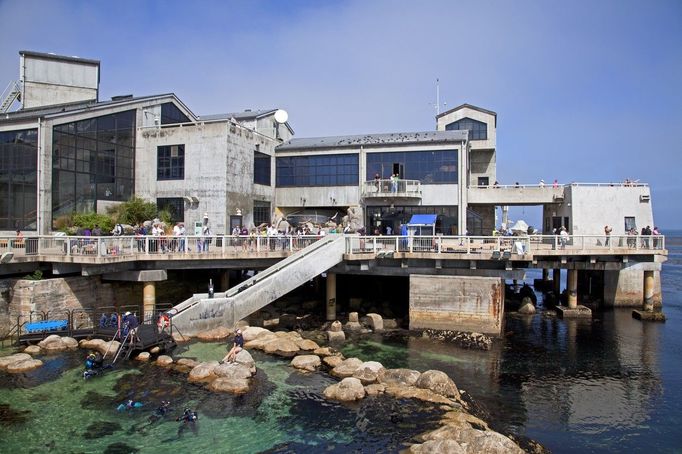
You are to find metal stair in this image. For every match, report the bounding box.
[1,81,21,113]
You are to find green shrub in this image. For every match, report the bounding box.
[72,212,114,233]
[111,197,157,225]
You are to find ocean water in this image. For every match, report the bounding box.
[1,232,681,453]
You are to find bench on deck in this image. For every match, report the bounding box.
[24,319,68,334]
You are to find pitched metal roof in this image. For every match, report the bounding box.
[0,93,196,125]
[436,103,497,119]
[277,130,468,152]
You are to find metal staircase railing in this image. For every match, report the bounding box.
[1,80,21,113]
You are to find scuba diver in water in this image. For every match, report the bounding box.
[117,399,144,412]
[176,408,198,436]
[83,351,104,379]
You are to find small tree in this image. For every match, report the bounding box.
[112,197,157,226]
[72,212,114,233]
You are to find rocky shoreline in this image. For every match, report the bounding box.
[1,326,547,453]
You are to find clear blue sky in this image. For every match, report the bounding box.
[1,0,680,228]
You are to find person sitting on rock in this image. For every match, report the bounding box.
[224,329,244,364]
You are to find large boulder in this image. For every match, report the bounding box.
[361,313,384,331]
[196,326,231,341]
[323,356,344,368]
[313,347,339,357]
[156,355,173,367]
[176,358,200,368]
[208,377,250,394]
[38,335,68,352]
[23,345,41,355]
[245,332,278,350]
[422,423,523,454]
[331,357,363,378]
[518,298,536,315]
[295,338,320,351]
[213,363,253,379]
[80,339,120,356]
[378,368,421,386]
[135,352,151,362]
[384,385,453,405]
[408,439,465,454]
[232,349,256,375]
[173,332,191,343]
[188,361,219,383]
[416,370,459,398]
[0,353,32,370]
[291,355,321,372]
[364,383,387,396]
[352,361,385,385]
[62,337,79,349]
[6,358,43,373]
[323,377,366,401]
[263,338,300,357]
[242,326,272,342]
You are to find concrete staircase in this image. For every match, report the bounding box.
[169,235,346,336]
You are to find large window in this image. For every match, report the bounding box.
[157,197,184,223]
[276,154,358,187]
[254,200,271,226]
[52,110,135,224]
[366,150,457,184]
[0,129,38,230]
[254,151,271,186]
[161,103,190,125]
[445,117,487,140]
[157,145,185,180]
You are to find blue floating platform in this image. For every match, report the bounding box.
[24,319,68,333]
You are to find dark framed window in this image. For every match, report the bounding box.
[52,110,135,226]
[254,200,271,226]
[366,150,457,184]
[625,216,636,231]
[254,151,271,186]
[157,197,184,223]
[157,145,185,180]
[276,153,358,187]
[0,129,38,230]
[161,103,190,125]
[445,117,488,140]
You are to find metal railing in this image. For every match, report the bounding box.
[0,234,326,259]
[345,234,666,255]
[361,179,422,198]
[471,181,648,189]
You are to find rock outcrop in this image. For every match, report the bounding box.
[323,377,366,401]
[416,370,459,398]
[352,361,384,384]
[330,357,363,378]
[291,355,321,372]
[195,326,231,341]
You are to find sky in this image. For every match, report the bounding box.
[1,0,680,228]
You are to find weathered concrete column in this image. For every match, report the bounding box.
[326,273,337,321]
[643,270,654,312]
[553,269,561,295]
[143,282,156,318]
[567,270,578,309]
[220,271,230,292]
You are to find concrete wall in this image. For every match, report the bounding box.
[137,120,278,233]
[0,276,139,337]
[604,265,662,307]
[470,149,496,186]
[21,54,99,108]
[409,274,504,336]
[436,106,497,152]
[566,185,655,235]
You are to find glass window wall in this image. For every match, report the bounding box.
[161,103,190,125]
[253,200,271,226]
[445,117,487,140]
[0,129,38,230]
[157,145,185,180]
[157,197,184,223]
[366,150,457,184]
[276,154,358,187]
[254,150,271,186]
[52,110,135,226]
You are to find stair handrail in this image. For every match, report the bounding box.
[0,80,21,113]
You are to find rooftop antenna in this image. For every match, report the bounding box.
[430,79,446,115]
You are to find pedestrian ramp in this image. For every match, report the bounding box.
[169,235,346,336]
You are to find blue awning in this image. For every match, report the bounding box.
[408,214,437,225]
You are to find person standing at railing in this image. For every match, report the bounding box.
[559,226,569,249]
[642,226,651,248]
[653,226,661,249]
[390,174,398,193]
[553,179,559,188]
[604,225,612,246]
[539,179,545,188]
[374,173,381,192]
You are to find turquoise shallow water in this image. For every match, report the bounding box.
[0,342,445,453]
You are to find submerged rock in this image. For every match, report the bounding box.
[6,358,43,373]
[0,403,31,425]
[323,377,366,401]
[23,345,42,355]
[156,355,173,367]
[83,421,123,439]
